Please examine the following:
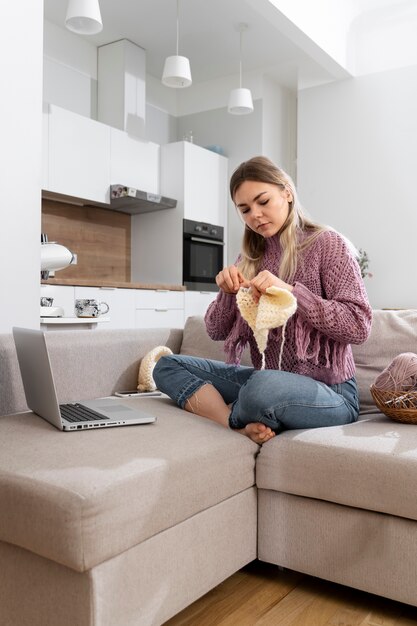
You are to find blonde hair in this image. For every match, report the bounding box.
[230,156,326,282]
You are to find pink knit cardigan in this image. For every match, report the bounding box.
[204,229,372,385]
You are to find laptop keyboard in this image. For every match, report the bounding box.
[60,403,109,423]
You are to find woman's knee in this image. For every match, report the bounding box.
[152,354,178,388]
[238,371,277,417]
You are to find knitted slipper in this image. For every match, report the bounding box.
[236,286,297,369]
[137,346,173,392]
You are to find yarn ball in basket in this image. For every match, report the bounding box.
[373,352,417,392]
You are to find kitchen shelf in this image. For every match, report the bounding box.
[40,316,111,330]
[40,316,110,324]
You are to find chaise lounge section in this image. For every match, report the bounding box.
[0,309,417,624]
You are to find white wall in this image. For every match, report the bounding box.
[44,20,97,118]
[0,0,43,333]
[266,0,354,70]
[297,64,417,309]
[348,2,417,77]
[261,76,297,182]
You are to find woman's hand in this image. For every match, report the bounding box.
[249,270,293,302]
[216,265,249,294]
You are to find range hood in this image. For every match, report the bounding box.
[110,185,177,215]
[42,186,177,215]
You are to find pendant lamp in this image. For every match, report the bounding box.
[162,0,192,88]
[228,23,253,115]
[65,0,103,35]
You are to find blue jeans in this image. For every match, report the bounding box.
[153,355,359,433]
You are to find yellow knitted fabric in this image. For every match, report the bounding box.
[137,346,173,391]
[236,286,297,369]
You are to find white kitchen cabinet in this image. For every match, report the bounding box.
[110,129,160,193]
[40,285,75,317]
[161,142,228,227]
[135,289,184,329]
[41,286,185,330]
[74,287,136,329]
[46,104,111,204]
[135,308,184,329]
[134,290,184,309]
[184,290,218,322]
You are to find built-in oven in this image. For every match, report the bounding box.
[183,219,224,291]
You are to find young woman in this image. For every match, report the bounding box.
[153,156,372,444]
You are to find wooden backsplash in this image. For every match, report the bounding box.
[42,200,131,282]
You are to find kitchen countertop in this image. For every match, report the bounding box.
[42,278,186,291]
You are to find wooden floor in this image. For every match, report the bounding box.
[165,560,417,626]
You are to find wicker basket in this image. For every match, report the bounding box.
[370,385,417,424]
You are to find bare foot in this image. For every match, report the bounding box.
[237,423,276,444]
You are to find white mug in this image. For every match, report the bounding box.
[75,299,109,318]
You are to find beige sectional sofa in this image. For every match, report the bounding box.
[1,309,417,625]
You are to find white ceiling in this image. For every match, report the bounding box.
[43,0,338,89]
[44,0,417,90]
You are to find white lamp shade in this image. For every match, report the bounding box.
[228,87,254,115]
[65,0,103,35]
[162,55,192,88]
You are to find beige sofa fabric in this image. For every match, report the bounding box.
[351,308,417,414]
[0,405,257,572]
[0,488,257,626]
[91,488,257,626]
[181,315,252,365]
[46,328,183,404]
[258,490,417,608]
[256,416,417,520]
[0,541,93,626]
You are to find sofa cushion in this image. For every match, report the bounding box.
[0,400,257,573]
[181,315,252,365]
[256,415,417,522]
[352,309,417,415]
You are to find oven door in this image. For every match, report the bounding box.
[183,235,224,291]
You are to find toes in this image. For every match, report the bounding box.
[245,423,267,434]
[246,424,276,444]
[237,423,276,444]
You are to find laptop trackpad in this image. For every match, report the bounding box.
[98,404,131,412]
[80,399,157,423]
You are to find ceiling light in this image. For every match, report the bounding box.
[228,23,253,115]
[65,0,103,35]
[162,0,192,88]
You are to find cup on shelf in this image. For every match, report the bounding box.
[75,299,109,318]
[40,297,54,307]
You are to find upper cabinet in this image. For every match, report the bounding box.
[42,104,161,205]
[161,141,228,226]
[45,104,111,204]
[110,128,159,194]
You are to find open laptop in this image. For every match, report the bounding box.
[12,327,156,431]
